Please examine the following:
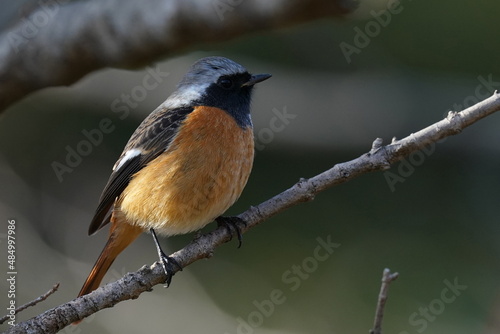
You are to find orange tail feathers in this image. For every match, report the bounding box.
[78,221,143,298]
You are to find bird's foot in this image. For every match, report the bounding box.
[216,216,247,248]
[150,228,182,287]
[158,251,182,287]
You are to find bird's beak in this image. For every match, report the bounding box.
[242,73,272,87]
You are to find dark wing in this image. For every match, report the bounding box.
[88,106,194,235]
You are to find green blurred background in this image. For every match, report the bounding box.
[1,0,500,333]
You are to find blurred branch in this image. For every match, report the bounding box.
[0,283,60,325]
[0,0,356,113]
[5,90,500,332]
[369,269,399,334]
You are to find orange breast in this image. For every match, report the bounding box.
[118,106,254,236]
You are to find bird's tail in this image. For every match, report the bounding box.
[77,221,143,298]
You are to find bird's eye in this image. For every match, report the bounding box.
[218,78,234,89]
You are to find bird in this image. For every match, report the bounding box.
[77,56,271,298]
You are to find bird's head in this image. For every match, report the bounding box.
[165,56,271,127]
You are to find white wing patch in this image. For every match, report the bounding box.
[113,148,143,171]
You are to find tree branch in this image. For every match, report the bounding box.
[369,268,399,334]
[5,90,500,333]
[0,0,356,113]
[0,283,59,325]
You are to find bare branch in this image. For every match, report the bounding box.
[6,92,500,333]
[0,283,60,324]
[0,0,357,113]
[369,269,399,334]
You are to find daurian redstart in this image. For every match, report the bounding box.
[78,56,271,298]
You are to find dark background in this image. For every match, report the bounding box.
[1,0,500,333]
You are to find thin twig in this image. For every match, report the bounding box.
[6,92,500,334]
[0,283,60,324]
[369,269,399,334]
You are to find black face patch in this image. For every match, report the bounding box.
[195,72,254,128]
